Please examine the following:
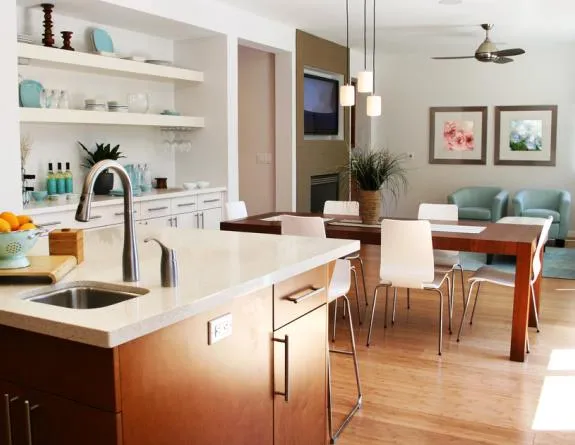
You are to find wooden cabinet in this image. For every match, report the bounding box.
[119,287,274,445]
[0,379,120,445]
[273,306,328,445]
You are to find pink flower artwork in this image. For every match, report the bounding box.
[443,120,475,152]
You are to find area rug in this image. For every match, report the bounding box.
[460,247,575,280]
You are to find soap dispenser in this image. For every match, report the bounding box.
[144,238,178,287]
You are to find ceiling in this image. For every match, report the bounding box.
[217,0,575,54]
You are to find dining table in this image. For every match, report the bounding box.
[220,212,544,363]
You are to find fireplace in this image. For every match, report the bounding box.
[310,173,339,213]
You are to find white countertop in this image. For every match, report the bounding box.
[0,227,359,348]
[25,187,226,215]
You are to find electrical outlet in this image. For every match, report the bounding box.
[208,313,232,345]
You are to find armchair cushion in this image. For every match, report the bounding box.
[459,207,491,221]
[522,208,560,222]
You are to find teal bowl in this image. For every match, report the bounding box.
[0,229,42,269]
[31,191,48,202]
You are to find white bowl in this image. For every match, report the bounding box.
[127,93,149,114]
[183,182,198,190]
[48,194,66,203]
[196,181,210,189]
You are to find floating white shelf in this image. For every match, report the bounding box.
[18,43,204,83]
[20,108,205,128]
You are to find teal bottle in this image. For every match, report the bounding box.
[56,162,66,194]
[46,163,57,195]
[65,162,73,193]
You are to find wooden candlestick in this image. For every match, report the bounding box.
[40,3,55,48]
[61,31,74,51]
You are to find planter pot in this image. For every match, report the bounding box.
[359,190,381,225]
[93,171,114,195]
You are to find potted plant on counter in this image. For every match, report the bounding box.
[78,142,125,195]
[348,148,408,225]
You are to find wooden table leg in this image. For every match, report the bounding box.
[529,246,544,328]
[510,242,535,362]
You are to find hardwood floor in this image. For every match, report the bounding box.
[330,245,575,444]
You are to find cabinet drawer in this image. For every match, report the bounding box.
[140,199,172,219]
[273,266,328,330]
[198,193,222,210]
[106,203,142,225]
[33,212,75,233]
[171,195,198,215]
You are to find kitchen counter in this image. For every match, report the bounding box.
[0,226,358,348]
[24,187,226,215]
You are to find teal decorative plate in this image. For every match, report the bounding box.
[19,79,43,108]
[92,28,114,53]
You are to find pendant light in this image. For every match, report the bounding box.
[340,0,355,107]
[367,0,381,117]
[357,0,373,93]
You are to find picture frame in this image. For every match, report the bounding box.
[494,105,557,166]
[429,106,488,165]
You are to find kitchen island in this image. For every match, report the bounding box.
[0,226,359,445]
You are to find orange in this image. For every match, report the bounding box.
[19,223,37,231]
[0,212,19,231]
[0,219,11,233]
[17,215,33,226]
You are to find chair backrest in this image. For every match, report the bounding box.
[515,189,565,210]
[418,203,458,222]
[532,216,554,281]
[450,186,503,208]
[323,200,360,216]
[380,219,435,288]
[281,215,326,238]
[225,201,248,220]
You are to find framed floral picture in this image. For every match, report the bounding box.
[429,106,488,165]
[494,105,557,166]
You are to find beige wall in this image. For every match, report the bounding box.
[238,45,276,214]
[296,30,349,212]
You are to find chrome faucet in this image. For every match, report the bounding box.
[75,160,140,282]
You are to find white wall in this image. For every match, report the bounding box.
[374,46,575,227]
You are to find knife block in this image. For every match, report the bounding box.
[49,228,84,264]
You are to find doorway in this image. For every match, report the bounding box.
[238,45,276,215]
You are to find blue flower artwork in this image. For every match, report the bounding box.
[509,120,543,151]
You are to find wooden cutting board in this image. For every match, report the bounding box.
[0,256,77,284]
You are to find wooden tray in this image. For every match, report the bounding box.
[0,256,77,284]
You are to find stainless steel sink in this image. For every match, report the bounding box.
[22,281,149,309]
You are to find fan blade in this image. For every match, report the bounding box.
[493,48,525,57]
[494,57,514,64]
[431,56,475,60]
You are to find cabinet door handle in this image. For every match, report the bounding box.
[24,400,39,445]
[89,215,102,220]
[201,212,205,229]
[37,221,61,227]
[148,206,169,212]
[284,287,325,304]
[174,217,178,228]
[114,211,137,216]
[3,394,17,445]
[273,335,289,402]
[203,199,220,203]
[177,203,196,208]
[195,213,199,228]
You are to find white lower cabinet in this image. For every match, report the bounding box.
[173,212,198,229]
[202,207,221,230]
[173,209,221,230]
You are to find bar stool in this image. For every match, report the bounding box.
[281,215,362,444]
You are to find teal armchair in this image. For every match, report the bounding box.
[447,187,509,222]
[513,189,571,246]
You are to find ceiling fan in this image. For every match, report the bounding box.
[432,24,525,64]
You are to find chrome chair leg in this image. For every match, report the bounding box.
[351,267,362,325]
[457,281,479,341]
[457,264,466,306]
[367,284,384,346]
[327,346,334,440]
[469,282,482,325]
[328,295,363,443]
[357,256,369,307]
[446,275,453,334]
[430,288,444,355]
[332,300,338,343]
[530,282,541,333]
[391,287,398,325]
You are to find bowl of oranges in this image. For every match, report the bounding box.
[0,212,41,269]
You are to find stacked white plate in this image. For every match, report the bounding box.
[108,104,128,113]
[145,59,172,66]
[17,34,33,44]
[85,99,107,112]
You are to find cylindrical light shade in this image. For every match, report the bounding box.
[367,95,382,117]
[357,70,373,93]
[339,84,355,107]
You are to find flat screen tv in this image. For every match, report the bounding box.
[303,73,339,136]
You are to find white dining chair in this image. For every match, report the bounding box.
[225,201,248,220]
[281,215,362,443]
[457,216,553,346]
[323,200,368,309]
[418,203,466,308]
[366,219,452,355]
